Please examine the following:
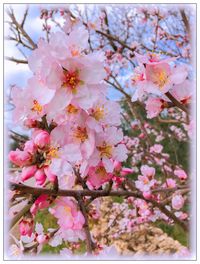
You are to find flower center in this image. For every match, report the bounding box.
[70,47,80,57]
[151,69,168,89]
[97,142,112,158]
[73,126,88,143]
[143,177,149,185]
[64,205,71,214]
[62,69,82,94]
[91,106,105,121]
[66,104,79,114]
[47,147,59,159]
[31,100,42,113]
[95,166,107,179]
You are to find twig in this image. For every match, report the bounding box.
[5,56,28,64]
[7,8,37,50]
[165,92,189,114]
[76,195,94,253]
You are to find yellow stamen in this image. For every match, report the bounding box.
[74,126,88,143]
[47,147,59,159]
[71,49,80,57]
[64,206,71,214]
[151,69,168,89]
[95,166,107,179]
[31,100,42,113]
[92,106,105,121]
[143,178,149,184]
[66,104,79,114]
[97,142,112,158]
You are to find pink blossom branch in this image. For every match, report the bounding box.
[10,181,189,232]
[125,179,189,232]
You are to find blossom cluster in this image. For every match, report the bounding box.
[9,21,128,249]
[131,53,192,119]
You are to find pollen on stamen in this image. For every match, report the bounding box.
[74,126,88,143]
[97,142,112,158]
[92,106,105,121]
[66,104,79,114]
[62,69,82,94]
[31,100,42,113]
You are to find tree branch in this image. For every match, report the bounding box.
[5,56,28,64]
[165,91,189,114]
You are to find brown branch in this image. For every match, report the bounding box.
[165,91,189,114]
[21,6,29,28]
[157,117,182,124]
[7,8,37,50]
[96,29,136,52]
[180,9,190,36]
[76,195,94,253]
[5,56,28,64]
[9,182,142,199]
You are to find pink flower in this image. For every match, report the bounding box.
[172,194,184,210]
[86,97,121,132]
[49,198,85,230]
[33,130,50,148]
[145,97,164,118]
[87,163,113,189]
[170,80,192,105]
[120,168,134,177]
[132,53,188,101]
[174,169,187,180]
[11,77,55,124]
[150,144,163,153]
[19,218,34,237]
[30,194,50,216]
[34,169,47,186]
[166,178,176,188]
[87,127,128,173]
[135,175,156,192]
[113,161,122,172]
[21,165,37,182]
[9,149,31,167]
[135,165,156,192]
[140,165,155,178]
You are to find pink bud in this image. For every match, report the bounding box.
[9,150,30,167]
[35,169,46,186]
[143,191,152,199]
[139,133,145,139]
[24,119,39,128]
[24,140,36,154]
[19,218,34,237]
[30,194,50,216]
[113,161,122,172]
[174,169,187,180]
[121,168,134,177]
[21,165,37,181]
[44,167,56,182]
[30,204,37,216]
[34,130,50,148]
